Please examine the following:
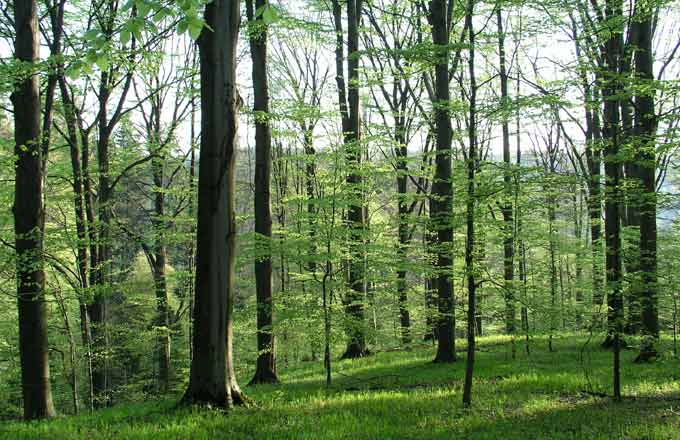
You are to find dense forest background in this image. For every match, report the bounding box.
[1,0,680,428]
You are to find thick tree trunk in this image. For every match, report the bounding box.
[183,0,245,407]
[246,0,278,384]
[429,0,456,363]
[633,6,658,362]
[621,26,641,334]
[12,0,56,419]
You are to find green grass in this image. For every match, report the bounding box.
[2,335,679,439]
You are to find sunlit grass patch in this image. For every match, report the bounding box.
[2,335,679,439]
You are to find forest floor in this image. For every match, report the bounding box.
[2,334,679,439]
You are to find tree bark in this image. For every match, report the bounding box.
[429,0,456,363]
[395,126,412,345]
[12,0,57,419]
[633,3,658,362]
[182,0,245,407]
[601,0,625,399]
[246,0,278,384]
[332,0,369,359]
[572,18,604,322]
[496,6,516,336]
[149,97,172,392]
[58,77,95,411]
[462,0,477,406]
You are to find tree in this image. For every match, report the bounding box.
[182,0,245,407]
[462,0,477,406]
[12,0,57,419]
[496,4,516,336]
[246,0,279,384]
[331,0,369,359]
[601,0,625,400]
[363,0,430,346]
[633,0,659,362]
[428,0,456,363]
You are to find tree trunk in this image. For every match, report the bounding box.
[548,197,557,352]
[497,6,516,335]
[462,0,477,408]
[573,188,584,327]
[333,0,368,359]
[303,128,317,272]
[151,116,171,392]
[395,127,411,345]
[601,0,625,399]
[584,85,604,323]
[246,0,278,384]
[59,77,95,411]
[429,0,456,364]
[92,67,112,410]
[12,0,56,419]
[620,22,642,335]
[633,5,658,362]
[182,0,245,407]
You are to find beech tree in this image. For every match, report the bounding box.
[12,0,56,420]
[331,0,369,359]
[2,0,680,422]
[246,0,278,384]
[182,0,245,407]
[428,0,456,363]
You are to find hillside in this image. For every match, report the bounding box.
[3,336,679,440]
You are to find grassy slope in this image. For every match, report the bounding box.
[2,335,679,439]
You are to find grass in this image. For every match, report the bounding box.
[2,334,679,439]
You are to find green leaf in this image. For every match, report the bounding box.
[85,51,98,65]
[188,21,203,40]
[66,63,81,80]
[121,28,131,45]
[153,8,168,23]
[132,22,143,41]
[262,5,278,24]
[95,55,108,72]
[136,0,151,18]
[177,19,188,36]
[84,29,99,41]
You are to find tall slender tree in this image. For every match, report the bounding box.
[601,0,625,399]
[12,0,57,420]
[428,0,456,363]
[462,0,477,406]
[247,0,278,384]
[496,5,515,335]
[331,0,369,359]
